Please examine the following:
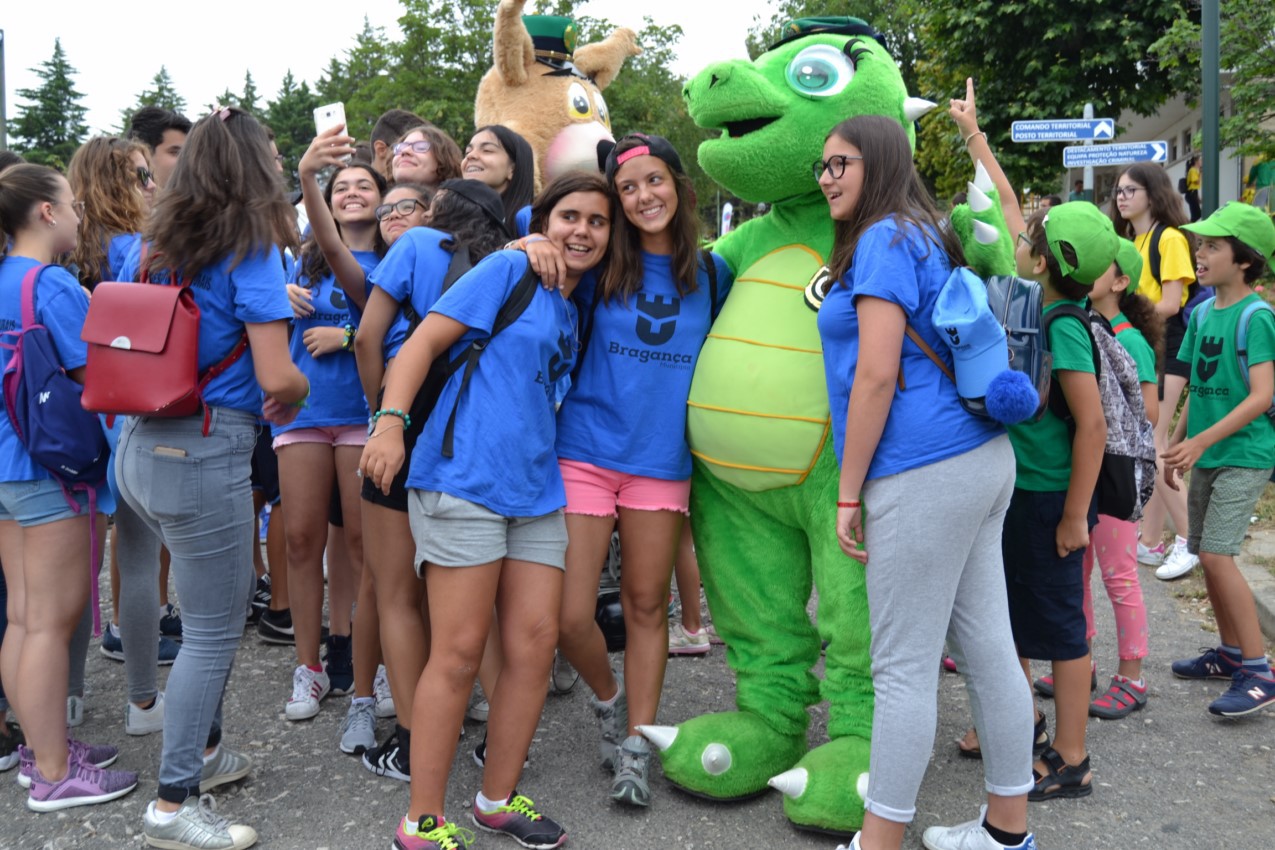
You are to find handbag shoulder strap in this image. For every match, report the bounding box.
[19,264,47,330]
[904,324,954,383]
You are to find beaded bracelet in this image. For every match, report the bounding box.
[374,408,411,429]
[291,379,311,409]
[341,323,356,350]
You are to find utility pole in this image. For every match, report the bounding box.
[0,30,8,152]
[1201,0,1219,215]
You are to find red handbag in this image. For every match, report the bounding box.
[80,246,247,435]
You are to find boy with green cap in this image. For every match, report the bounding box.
[1164,202,1275,717]
[997,202,1115,802]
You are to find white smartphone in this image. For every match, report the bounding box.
[313,102,353,163]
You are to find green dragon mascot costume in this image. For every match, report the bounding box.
[638,17,1012,835]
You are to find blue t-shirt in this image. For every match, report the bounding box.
[556,252,732,479]
[274,252,381,435]
[337,249,380,328]
[368,227,455,361]
[817,218,1002,480]
[407,251,577,516]
[103,233,141,284]
[0,258,93,483]
[515,205,532,238]
[119,247,294,415]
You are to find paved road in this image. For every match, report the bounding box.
[1,554,1271,850]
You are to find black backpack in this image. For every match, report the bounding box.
[1145,223,1213,327]
[1044,305,1157,522]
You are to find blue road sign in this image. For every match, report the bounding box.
[1062,141,1168,168]
[1011,119,1116,142]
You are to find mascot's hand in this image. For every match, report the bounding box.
[951,174,1015,278]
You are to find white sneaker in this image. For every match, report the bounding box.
[466,697,489,723]
[372,664,396,719]
[668,623,711,656]
[285,665,330,721]
[1136,539,1166,566]
[66,695,84,728]
[922,805,1038,850]
[1155,537,1199,581]
[125,692,165,736]
[550,650,579,695]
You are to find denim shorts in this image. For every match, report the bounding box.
[1002,488,1096,661]
[0,477,114,525]
[407,490,567,573]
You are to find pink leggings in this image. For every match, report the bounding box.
[1081,514,1149,661]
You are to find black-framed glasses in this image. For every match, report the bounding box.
[812,154,863,180]
[393,140,433,157]
[1113,186,1143,199]
[136,166,155,186]
[1016,231,1032,250]
[375,198,424,221]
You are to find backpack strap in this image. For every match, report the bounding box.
[1146,223,1165,288]
[904,324,955,384]
[439,262,539,458]
[1043,303,1101,423]
[19,264,46,330]
[702,250,720,321]
[1235,300,1275,388]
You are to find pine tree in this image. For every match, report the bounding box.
[266,70,321,188]
[119,66,188,132]
[11,39,89,169]
[240,71,260,116]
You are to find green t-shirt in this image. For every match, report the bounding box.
[1112,312,1157,384]
[1181,292,1275,469]
[1008,299,1097,491]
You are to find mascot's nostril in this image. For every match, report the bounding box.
[710,73,722,88]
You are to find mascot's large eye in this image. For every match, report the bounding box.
[785,45,855,98]
[567,82,593,120]
[593,91,610,128]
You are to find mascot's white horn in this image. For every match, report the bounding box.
[973,160,995,193]
[768,767,809,799]
[973,219,1001,245]
[637,725,678,752]
[903,97,936,123]
[967,182,993,213]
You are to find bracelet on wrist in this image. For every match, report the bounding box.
[291,380,310,409]
[963,130,987,147]
[837,500,861,509]
[374,408,411,430]
[341,323,356,351]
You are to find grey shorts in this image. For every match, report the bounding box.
[407,489,567,573]
[1188,465,1273,556]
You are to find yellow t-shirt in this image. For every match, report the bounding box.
[1134,226,1195,307]
[1186,165,1201,191]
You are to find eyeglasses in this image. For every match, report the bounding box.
[1016,231,1033,250]
[812,154,863,180]
[1113,186,1143,199]
[375,198,424,221]
[60,199,85,218]
[136,166,155,187]
[274,154,286,165]
[393,140,433,157]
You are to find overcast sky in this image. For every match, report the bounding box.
[2,0,779,139]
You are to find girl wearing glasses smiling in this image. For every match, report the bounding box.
[1109,164,1198,580]
[392,125,463,192]
[815,114,1034,850]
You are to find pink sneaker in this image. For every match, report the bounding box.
[27,752,136,812]
[17,739,119,789]
[393,815,473,850]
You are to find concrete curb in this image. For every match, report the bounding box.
[1238,528,1275,642]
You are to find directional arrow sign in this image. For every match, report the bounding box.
[1011,119,1116,142]
[1062,142,1168,168]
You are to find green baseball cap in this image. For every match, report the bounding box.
[1115,238,1143,292]
[1182,202,1275,261]
[1042,202,1120,286]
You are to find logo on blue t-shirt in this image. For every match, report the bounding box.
[1196,336,1223,383]
[636,294,680,346]
[330,287,347,310]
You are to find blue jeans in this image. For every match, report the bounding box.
[116,407,258,803]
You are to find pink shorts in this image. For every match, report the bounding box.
[559,458,690,517]
[272,425,368,450]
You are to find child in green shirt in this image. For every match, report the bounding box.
[1164,202,1275,717]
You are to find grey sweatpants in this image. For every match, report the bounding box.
[861,435,1034,822]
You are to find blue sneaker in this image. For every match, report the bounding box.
[1171,647,1239,680]
[159,604,183,640]
[157,635,180,666]
[99,623,125,662]
[1208,670,1275,717]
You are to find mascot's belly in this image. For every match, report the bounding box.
[688,244,829,492]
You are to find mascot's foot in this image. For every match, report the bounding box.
[768,736,871,837]
[638,712,805,801]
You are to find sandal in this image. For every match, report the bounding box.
[1089,676,1147,719]
[1033,662,1098,698]
[956,714,1049,760]
[1028,746,1092,801]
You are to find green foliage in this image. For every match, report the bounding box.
[11,39,89,167]
[912,0,1190,200]
[1150,0,1275,161]
[264,71,322,189]
[240,71,260,116]
[119,66,188,132]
